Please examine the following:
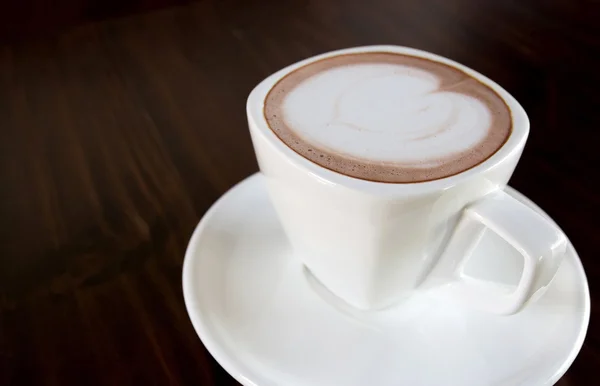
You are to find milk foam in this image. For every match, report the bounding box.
[264,53,511,183]
[282,64,491,166]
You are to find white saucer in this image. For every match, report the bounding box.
[182,173,590,386]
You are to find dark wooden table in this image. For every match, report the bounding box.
[0,0,598,384]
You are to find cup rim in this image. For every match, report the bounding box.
[246,45,529,196]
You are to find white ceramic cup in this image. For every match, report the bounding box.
[246,45,567,314]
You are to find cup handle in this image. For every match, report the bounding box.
[430,189,567,315]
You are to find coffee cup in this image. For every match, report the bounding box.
[246,45,566,314]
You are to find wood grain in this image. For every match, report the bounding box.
[0,0,598,384]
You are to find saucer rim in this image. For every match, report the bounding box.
[182,173,591,386]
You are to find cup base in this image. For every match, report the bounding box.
[302,265,412,314]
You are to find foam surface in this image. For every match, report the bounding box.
[264,53,511,183]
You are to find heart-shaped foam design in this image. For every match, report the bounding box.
[282,64,492,167]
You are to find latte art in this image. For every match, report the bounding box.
[265,53,511,182]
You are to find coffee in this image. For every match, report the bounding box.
[264,52,512,183]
